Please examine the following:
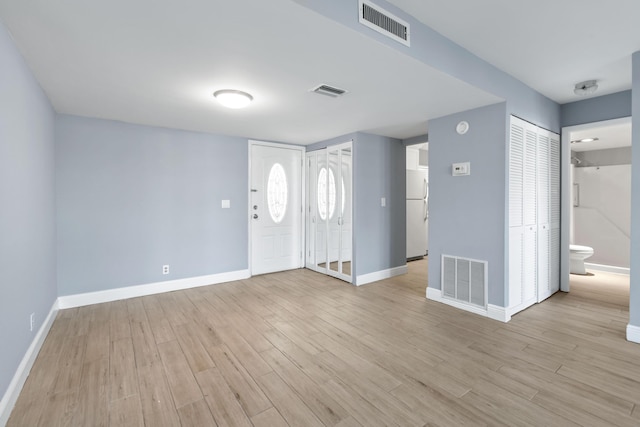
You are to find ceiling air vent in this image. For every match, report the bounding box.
[312,84,347,98]
[359,0,410,47]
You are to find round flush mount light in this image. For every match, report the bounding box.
[571,137,599,144]
[574,80,598,96]
[456,121,469,135]
[213,89,253,109]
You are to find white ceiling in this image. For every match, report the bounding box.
[0,0,638,144]
[389,0,640,104]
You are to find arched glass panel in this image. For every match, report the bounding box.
[267,163,288,223]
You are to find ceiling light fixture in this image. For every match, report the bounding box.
[570,137,599,144]
[214,89,253,109]
[573,80,598,96]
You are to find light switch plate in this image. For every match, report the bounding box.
[221,199,230,209]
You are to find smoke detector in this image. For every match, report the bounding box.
[574,80,598,96]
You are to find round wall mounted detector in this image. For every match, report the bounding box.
[456,121,469,135]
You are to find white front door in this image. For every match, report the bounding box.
[250,143,303,275]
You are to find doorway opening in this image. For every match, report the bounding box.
[560,117,631,309]
[405,142,429,263]
[249,141,304,276]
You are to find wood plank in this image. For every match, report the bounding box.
[205,343,272,417]
[136,359,181,427]
[109,338,138,402]
[52,335,86,393]
[177,399,218,427]
[109,395,144,427]
[250,407,289,427]
[71,358,109,427]
[36,389,79,427]
[255,371,324,427]
[173,322,215,373]
[195,368,253,427]
[128,299,161,368]
[260,347,350,425]
[157,339,202,409]
[557,359,640,405]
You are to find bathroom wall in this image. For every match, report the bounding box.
[573,148,631,268]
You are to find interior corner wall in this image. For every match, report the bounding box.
[353,133,406,280]
[55,115,248,297]
[427,103,508,307]
[630,52,640,328]
[0,23,57,403]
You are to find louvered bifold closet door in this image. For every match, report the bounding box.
[537,132,551,302]
[523,124,538,306]
[508,120,525,307]
[549,132,561,296]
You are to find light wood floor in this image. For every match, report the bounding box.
[9,259,640,426]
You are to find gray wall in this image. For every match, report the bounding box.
[0,23,57,401]
[574,147,632,167]
[309,132,406,281]
[353,133,406,280]
[561,91,631,128]
[56,115,248,296]
[573,164,630,268]
[630,52,640,328]
[428,103,507,306]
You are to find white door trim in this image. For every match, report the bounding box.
[248,140,306,276]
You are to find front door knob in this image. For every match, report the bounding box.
[253,214,259,219]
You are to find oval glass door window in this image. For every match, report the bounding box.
[267,163,288,223]
[317,167,337,220]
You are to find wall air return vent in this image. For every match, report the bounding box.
[359,0,410,47]
[442,255,487,308]
[311,84,347,98]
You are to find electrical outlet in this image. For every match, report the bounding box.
[30,313,35,332]
[162,265,170,275]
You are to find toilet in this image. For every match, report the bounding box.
[570,244,594,275]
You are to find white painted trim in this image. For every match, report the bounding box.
[0,300,59,426]
[426,287,511,323]
[58,269,250,309]
[584,263,630,275]
[627,324,640,344]
[488,305,511,322]
[356,265,408,286]
[248,140,306,276]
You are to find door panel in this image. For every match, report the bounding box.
[305,142,352,282]
[251,144,302,275]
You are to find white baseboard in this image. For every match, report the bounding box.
[58,269,250,309]
[0,300,59,426]
[627,324,640,344]
[584,263,630,275]
[356,265,408,286]
[426,287,510,323]
[488,305,512,323]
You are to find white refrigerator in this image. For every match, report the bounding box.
[406,169,428,260]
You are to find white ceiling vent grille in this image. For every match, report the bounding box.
[311,84,347,98]
[359,0,410,47]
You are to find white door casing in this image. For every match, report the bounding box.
[250,142,303,275]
